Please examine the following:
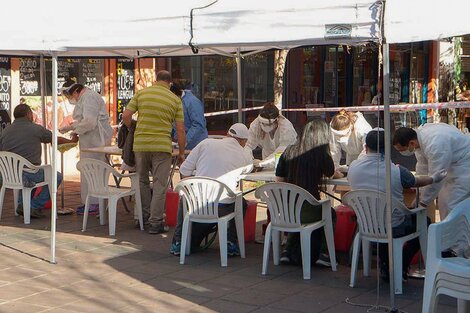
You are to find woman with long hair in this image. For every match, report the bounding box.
[275,120,339,265]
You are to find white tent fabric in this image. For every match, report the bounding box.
[191,0,381,49]
[385,0,470,43]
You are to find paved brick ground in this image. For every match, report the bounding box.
[0,178,458,313]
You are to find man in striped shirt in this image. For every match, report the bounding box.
[123,70,186,234]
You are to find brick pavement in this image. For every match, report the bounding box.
[0,179,458,313]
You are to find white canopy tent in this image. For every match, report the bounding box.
[1,1,470,308]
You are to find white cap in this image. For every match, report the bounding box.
[228,123,249,139]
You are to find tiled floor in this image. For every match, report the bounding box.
[0,178,458,312]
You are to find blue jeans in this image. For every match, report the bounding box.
[19,169,63,209]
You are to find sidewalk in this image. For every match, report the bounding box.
[0,179,458,313]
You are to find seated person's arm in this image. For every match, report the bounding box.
[179,143,201,178]
[58,135,78,145]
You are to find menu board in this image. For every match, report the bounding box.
[79,59,104,94]
[116,58,135,123]
[19,58,40,96]
[0,57,11,111]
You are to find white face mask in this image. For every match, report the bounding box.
[399,148,415,157]
[68,98,77,105]
[260,123,276,133]
[338,135,350,144]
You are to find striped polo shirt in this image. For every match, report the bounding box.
[127,81,184,153]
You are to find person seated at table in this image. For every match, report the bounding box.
[275,120,341,266]
[170,123,253,256]
[329,110,372,175]
[170,80,208,150]
[348,128,446,282]
[0,103,78,217]
[247,102,297,168]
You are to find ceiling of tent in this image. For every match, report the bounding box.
[384,0,470,43]
[190,0,382,49]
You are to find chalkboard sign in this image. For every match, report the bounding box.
[19,58,40,96]
[79,59,104,94]
[0,57,11,111]
[116,58,135,123]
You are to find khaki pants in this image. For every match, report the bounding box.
[135,151,172,225]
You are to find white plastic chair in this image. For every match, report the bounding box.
[0,151,52,224]
[176,177,245,267]
[343,189,428,295]
[76,158,143,236]
[255,182,337,280]
[422,198,470,313]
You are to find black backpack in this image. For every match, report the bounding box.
[117,121,136,166]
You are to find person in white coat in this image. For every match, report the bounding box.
[246,103,297,168]
[393,123,470,219]
[60,79,114,215]
[329,110,372,174]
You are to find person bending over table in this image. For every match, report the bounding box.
[60,79,114,216]
[275,120,342,266]
[348,128,446,282]
[0,103,78,218]
[170,123,253,256]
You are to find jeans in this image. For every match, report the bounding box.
[173,198,247,248]
[19,169,63,209]
[378,215,431,272]
[135,151,172,225]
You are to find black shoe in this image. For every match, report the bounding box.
[280,250,291,265]
[16,206,45,218]
[148,223,169,234]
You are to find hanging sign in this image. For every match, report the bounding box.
[116,58,135,123]
[0,57,11,111]
[325,24,352,40]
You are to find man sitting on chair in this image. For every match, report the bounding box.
[170,123,253,256]
[0,103,77,217]
[347,128,446,282]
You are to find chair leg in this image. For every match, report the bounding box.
[82,197,91,232]
[272,229,280,266]
[0,187,6,219]
[234,213,245,258]
[262,223,272,276]
[22,189,32,225]
[422,267,437,313]
[362,240,371,277]
[218,220,228,267]
[108,198,118,236]
[350,233,361,287]
[13,189,19,214]
[99,198,106,226]
[300,230,312,280]
[323,220,337,271]
[457,299,470,313]
[393,241,403,295]
[134,192,144,231]
[179,217,191,265]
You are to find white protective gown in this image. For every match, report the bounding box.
[246,116,297,168]
[329,112,372,169]
[72,88,114,204]
[414,123,470,218]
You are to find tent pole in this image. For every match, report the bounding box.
[236,48,242,123]
[39,55,49,164]
[50,52,58,264]
[383,42,397,310]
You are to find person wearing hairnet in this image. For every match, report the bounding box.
[246,103,297,168]
[59,79,114,215]
[329,110,372,176]
[393,123,470,219]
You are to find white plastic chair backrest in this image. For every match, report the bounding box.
[343,189,409,239]
[429,198,470,259]
[175,177,234,219]
[255,182,320,228]
[0,151,32,188]
[76,158,113,195]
